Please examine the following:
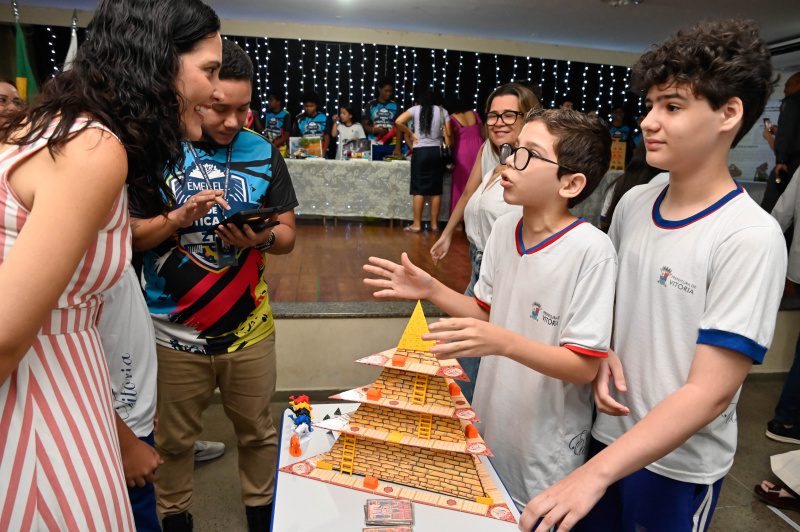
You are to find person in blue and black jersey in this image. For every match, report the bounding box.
[131,39,297,532]
[363,78,403,158]
[262,93,291,155]
[292,90,331,157]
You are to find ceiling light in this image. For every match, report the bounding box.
[601,0,643,6]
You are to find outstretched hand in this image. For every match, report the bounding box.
[425,317,506,359]
[363,252,434,301]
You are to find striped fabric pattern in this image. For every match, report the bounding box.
[0,122,134,531]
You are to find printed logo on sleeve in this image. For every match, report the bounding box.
[657,266,696,295]
[530,302,560,326]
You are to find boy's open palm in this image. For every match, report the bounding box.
[363,252,433,300]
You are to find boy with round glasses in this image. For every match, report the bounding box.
[364,108,615,509]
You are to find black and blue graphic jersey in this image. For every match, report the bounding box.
[142,129,298,355]
[363,99,399,141]
[263,108,291,142]
[293,112,330,137]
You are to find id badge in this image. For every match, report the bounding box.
[215,236,238,267]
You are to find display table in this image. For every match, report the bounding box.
[272,403,520,531]
[286,159,451,221]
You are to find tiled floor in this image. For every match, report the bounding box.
[187,375,798,531]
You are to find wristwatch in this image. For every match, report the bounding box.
[255,231,276,252]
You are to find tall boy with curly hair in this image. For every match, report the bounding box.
[522,20,788,532]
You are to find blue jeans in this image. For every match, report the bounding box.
[459,243,483,402]
[774,332,800,425]
[129,432,161,531]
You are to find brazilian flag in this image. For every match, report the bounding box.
[15,21,38,102]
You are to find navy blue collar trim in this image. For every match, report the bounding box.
[652,182,743,230]
[515,217,586,256]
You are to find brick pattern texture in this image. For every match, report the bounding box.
[373,369,452,407]
[321,438,486,499]
[349,404,464,442]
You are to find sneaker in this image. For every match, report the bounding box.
[194,440,225,462]
[766,419,800,444]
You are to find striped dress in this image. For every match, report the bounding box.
[0,122,135,531]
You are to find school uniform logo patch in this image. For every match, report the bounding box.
[530,302,542,321]
[657,266,696,294]
[530,302,560,326]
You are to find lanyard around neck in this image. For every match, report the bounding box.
[185,142,234,201]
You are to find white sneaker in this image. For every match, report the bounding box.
[194,440,225,462]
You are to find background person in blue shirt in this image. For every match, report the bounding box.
[263,93,291,154]
[363,78,403,157]
[292,90,331,157]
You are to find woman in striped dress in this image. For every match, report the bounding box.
[0,1,222,529]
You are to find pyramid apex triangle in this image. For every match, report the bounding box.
[396,301,437,352]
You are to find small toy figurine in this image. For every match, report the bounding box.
[289,434,302,457]
[289,394,313,433]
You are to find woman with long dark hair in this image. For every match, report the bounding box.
[395,88,453,232]
[0,1,222,528]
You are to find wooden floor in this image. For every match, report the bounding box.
[265,219,471,302]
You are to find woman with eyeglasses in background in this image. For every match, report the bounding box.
[429,82,541,402]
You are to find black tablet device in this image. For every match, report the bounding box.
[206,207,281,235]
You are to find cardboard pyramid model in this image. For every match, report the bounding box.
[281,301,516,523]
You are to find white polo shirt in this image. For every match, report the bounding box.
[472,212,617,508]
[593,179,787,484]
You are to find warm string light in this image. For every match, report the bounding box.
[46,26,58,76]
[431,49,436,90]
[442,48,448,95]
[71,30,639,126]
[360,42,366,105]
[608,64,616,113]
[325,45,332,113]
[550,60,559,107]
[284,39,290,111]
[401,46,409,107]
[299,39,306,94]
[581,64,589,111]
[348,44,354,105]
[456,52,463,98]
[313,43,319,96]
[412,48,418,95]
[540,59,546,94]
[373,43,379,91]
[473,53,481,110]
[336,44,343,109]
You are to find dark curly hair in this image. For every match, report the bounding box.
[524,108,612,208]
[0,0,220,216]
[631,19,776,148]
[220,39,253,81]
